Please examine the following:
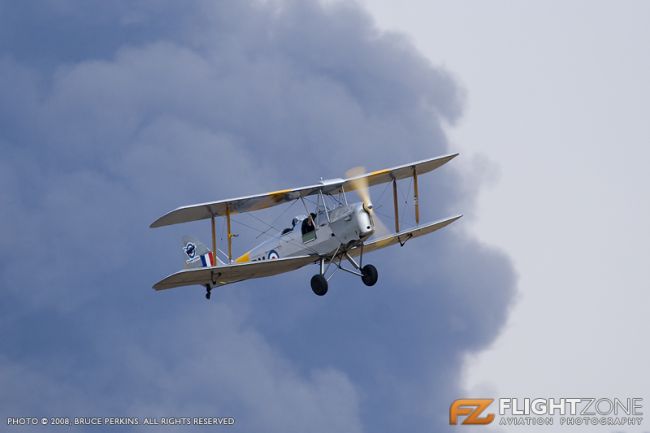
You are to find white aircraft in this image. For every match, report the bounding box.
[150,153,462,299]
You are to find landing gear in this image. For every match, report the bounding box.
[344,252,378,287]
[311,258,329,296]
[205,285,212,300]
[311,274,328,296]
[309,252,378,296]
[361,264,378,286]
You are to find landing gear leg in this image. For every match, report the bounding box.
[310,258,329,296]
[343,252,378,286]
[205,285,212,300]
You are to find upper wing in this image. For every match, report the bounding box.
[153,255,317,290]
[349,214,462,256]
[150,153,458,228]
[150,183,339,228]
[342,153,458,193]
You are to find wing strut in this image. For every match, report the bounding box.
[392,178,400,232]
[413,167,420,225]
[226,204,233,263]
[211,214,217,267]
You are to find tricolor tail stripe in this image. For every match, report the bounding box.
[200,252,214,267]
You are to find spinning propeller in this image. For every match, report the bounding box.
[346,166,390,238]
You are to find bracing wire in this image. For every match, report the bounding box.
[229,199,321,255]
[248,199,299,239]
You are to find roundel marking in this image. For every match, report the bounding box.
[268,250,280,260]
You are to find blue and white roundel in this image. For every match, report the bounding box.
[268,250,279,260]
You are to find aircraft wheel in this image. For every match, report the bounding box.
[361,264,378,286]
[310,274,328,296]
[205,285,212,300]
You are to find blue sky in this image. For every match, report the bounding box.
[0,1,515,432]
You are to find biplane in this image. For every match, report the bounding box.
[150,153,462,299]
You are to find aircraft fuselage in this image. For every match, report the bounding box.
[239,202,374,263]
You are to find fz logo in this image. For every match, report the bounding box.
[449,399,495,425]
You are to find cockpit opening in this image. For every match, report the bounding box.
[301,213,317,242]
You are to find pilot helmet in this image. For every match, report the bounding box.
[292,215,306,226]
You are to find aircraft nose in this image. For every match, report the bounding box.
[357,206,374,236]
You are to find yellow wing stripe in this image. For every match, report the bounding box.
[368,168,390,176]
[268,188,292,197]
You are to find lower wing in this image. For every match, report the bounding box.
[349,214,462,256]
[153,255,317,290]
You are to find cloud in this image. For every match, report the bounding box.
[0,1,515,432]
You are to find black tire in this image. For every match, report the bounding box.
[361,264,378,286]
[310,274,328,296]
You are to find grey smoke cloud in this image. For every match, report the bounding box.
[0,1,515,432]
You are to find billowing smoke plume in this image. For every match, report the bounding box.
[0,1,515,432]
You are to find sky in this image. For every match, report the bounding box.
[0,1,517,433]
[358,1,650,432]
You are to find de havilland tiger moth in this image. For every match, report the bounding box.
[150,153,462,299]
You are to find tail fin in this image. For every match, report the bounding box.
[181,235,223,269]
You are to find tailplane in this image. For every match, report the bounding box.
[181,235,223,269]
